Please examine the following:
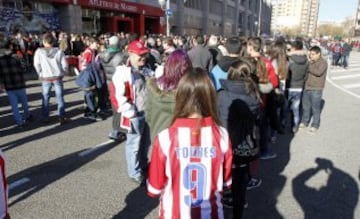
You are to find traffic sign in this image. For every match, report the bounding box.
[166,8,172,16]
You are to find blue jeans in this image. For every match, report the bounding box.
[333,52,341,66]
[301,90,323,128]
[84,90,97,113]
[7,88,30,126]
[288,90,302,127]
[125,116,150,179]
[342,55,349,68]
[41,80,65,118]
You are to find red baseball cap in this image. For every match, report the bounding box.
[128,40,149,55]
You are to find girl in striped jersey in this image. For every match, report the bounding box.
[147,68,233,219]
[0,150,9,219]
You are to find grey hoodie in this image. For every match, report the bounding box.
[98,50,127,82]
[288,50,309,89]
[34,47,68,80]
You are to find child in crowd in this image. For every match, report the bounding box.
[147,68,233,219]
[218,59,262,218]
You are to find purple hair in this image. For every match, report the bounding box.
[157,49,192,90]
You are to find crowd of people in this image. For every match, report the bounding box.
[325,39,353,69]
[0,29,342,218]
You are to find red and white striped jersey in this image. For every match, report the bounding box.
[147,117,233,219]
[0,150,8,219]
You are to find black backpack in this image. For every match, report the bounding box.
[227,99,260,165]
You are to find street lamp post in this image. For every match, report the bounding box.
[257,0,262,36]
[158,0,171,36]
[254,21,258,36]
[166,0,170,36]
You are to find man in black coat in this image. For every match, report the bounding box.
[0,36,31,128]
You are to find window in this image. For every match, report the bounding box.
[227,6,235,19]
[3,0,21,10]
[185,0,201,10]
[239,13,243,24]
[34,2,54,13]
[210,1,222,15]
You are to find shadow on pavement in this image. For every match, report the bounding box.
[112,186,158,219]
[0,85,82,131]
[242,131,294,219]
[26,87,81,103]
[292,158,359,219]
[0,100,95,150]
[7,139,121,207]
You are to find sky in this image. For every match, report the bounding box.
[318,0,358,22]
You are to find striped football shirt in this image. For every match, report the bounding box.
[0,150,8,219]
[147,116,233,219]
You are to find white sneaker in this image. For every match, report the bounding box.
[308,127,318,134]
[298,123,306,129]
[270,136,277,144]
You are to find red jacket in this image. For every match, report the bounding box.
[79,47,95,71]
[261,57,279,88]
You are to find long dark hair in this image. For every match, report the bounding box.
[172,68,220,124]
[268,42,288,80]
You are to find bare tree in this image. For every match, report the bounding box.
[317,24,346,38]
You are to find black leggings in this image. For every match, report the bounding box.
[232,164,250,219]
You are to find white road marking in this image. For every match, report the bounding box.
[326,75,360,99]
[78,140,114,157]
[331,74,360,80]
[330,66,360,74]
[343,83,360,89]
[9,178,30,191]
[331,68,360,73]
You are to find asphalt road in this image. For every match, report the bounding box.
[327,51,360,99]
[1,53,360,219]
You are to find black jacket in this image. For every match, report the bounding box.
[0,49,26,90]
[218,79,261,165]
[217,56,239,73]
[218,79,261,128]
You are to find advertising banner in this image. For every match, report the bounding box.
[0,1,60,35]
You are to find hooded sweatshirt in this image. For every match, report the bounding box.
[34,47,68,80]
[287,50,309,89]
[210,56,239,90]
[98,48,127,82]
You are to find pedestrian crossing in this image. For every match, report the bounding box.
[327,51,360,99]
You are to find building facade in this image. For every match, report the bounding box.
[0,0,164,36]
[0,0,271,37]
[355,0,360,37]
[300,0,319,37]
[271,0,319,37]
[162,0,272,36]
